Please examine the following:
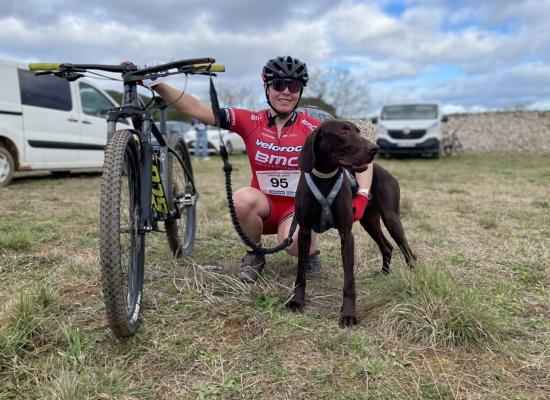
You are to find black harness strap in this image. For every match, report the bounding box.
[304,169,344,233]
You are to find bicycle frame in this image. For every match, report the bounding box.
[105,75,170,234]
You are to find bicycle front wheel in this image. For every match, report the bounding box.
[165,135,197,257]
[442,137,452,156]
[100,129,145,337]
[454,138,464,156]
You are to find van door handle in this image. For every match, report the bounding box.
[82,120,92,125]
[68,117,79,123]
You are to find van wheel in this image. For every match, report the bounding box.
[0,146,15,187]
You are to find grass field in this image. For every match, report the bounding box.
[1,153,549,399]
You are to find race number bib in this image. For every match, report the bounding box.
[256,170,301,197]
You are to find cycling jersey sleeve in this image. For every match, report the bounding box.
[218,108,257,139]
[218,108,231,130]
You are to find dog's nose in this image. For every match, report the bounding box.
[369,145,379,155]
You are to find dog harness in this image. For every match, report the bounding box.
[304,169,344,233]
[304,168,360,233]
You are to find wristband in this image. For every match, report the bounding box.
[357,188,371,199]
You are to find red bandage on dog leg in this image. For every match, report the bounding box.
[352,194,369,221]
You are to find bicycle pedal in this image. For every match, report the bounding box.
[176,193,196,207]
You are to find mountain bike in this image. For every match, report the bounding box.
[29,59,224,337]
[442,127,464,156]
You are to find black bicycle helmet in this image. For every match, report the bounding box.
[262,55,309,86]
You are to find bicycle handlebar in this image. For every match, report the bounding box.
[29,58,225,80]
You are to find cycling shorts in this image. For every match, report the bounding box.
[262,195,295,234]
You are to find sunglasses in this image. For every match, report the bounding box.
[270,78,303,94]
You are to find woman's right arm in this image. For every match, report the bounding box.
[153,83,216,125]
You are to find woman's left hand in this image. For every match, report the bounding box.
[352,194,369,221]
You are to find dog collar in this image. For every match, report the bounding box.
[311,168,339,179]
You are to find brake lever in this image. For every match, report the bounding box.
[53,71,83,81]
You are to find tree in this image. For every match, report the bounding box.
[299,96,337,117]
[215,83,264,110]
[307,66,370,118]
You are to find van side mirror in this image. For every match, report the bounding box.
[441,115,448,123]
[371,117,378,124]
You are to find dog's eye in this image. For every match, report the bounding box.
[341,129,351,136]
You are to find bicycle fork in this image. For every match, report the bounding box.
[138,120,155,234]
[139,120,174,233]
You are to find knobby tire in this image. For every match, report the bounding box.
[454,138,464,156]
[442,137,453,156]
[165,135,196,257]
[100,129,145,337]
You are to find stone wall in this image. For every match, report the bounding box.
[352,110,550,153]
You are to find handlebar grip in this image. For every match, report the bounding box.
[210,64,225,73]
[193,64,225,73]
[28,63,62,71]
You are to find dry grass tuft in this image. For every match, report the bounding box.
[376,262,507,348]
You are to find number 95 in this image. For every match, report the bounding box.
[270,177,288,188]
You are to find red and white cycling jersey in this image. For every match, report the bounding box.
[221,108,319,197]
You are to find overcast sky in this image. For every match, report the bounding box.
[2,0,550,115]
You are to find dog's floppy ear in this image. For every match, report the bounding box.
[298,128,318,172]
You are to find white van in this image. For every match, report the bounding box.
[371,103,447,158]
[0,58,127,186]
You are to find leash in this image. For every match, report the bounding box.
[208,74,298,255]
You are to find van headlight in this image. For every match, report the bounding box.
[375,126,388,138]
[426,122,439,133]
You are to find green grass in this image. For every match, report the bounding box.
[0,284,55,365]
[1,153,549,399]
[377,262,507,348]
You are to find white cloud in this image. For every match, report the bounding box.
[1,0,549,113]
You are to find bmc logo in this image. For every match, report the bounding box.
[254,151,298,167]
[301,119,318,131]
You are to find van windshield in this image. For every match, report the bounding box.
[381,104,438,120]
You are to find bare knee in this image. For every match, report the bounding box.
[233,188,269,218]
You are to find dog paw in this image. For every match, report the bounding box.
[339,314,357,328]
[286,298,304,312]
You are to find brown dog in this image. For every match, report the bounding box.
[286,119,416,327]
